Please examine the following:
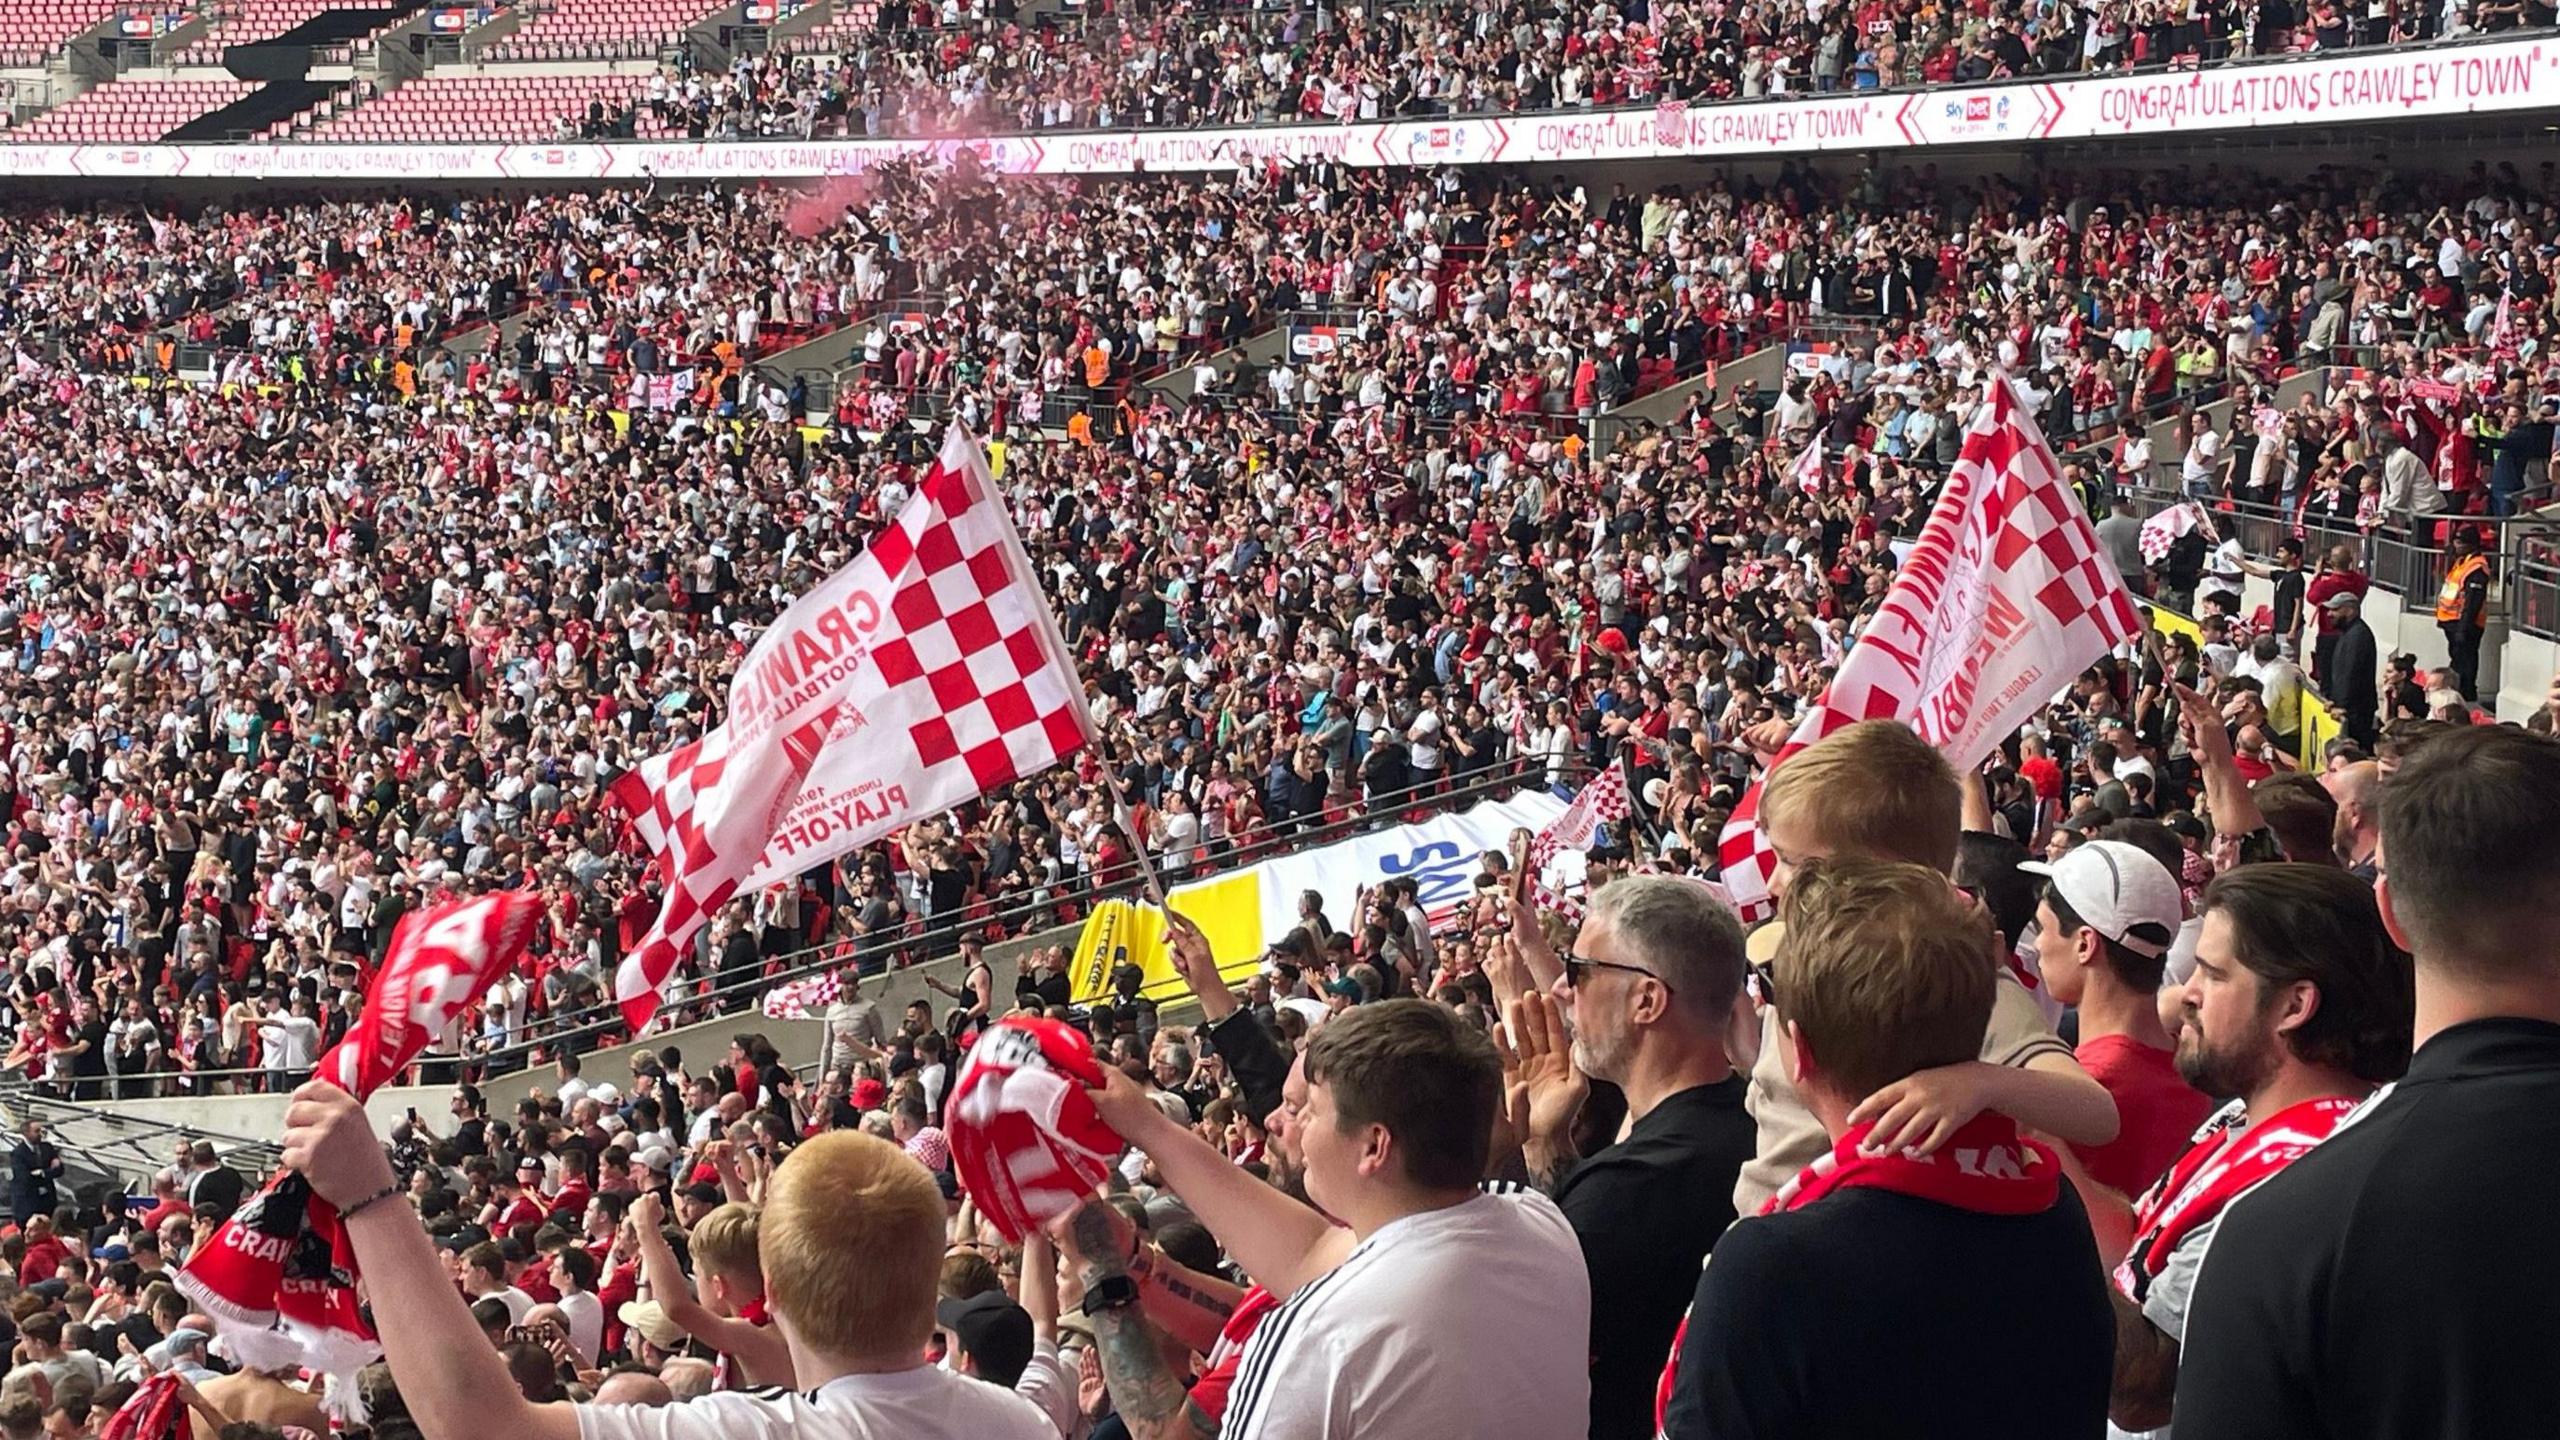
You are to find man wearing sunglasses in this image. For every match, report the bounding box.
[1508,876,1757,1440]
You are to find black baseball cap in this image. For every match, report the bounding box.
[936,1291,1034,1387]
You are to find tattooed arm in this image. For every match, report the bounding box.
[1055,1198,1219,1440]
[1133,1235,1246,1356]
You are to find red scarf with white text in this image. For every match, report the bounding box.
[2115,1095,2360,1304]
[1654,1115,2062,1432]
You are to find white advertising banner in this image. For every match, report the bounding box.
[1242,788,1573,941]
[4,38,2548,180]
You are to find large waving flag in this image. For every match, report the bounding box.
[610,423,1092,1031]
[1718,381,2142,921]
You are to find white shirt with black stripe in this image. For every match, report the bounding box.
[1222,1189,1590,1440]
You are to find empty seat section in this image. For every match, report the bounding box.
[169,0,404,65]
[302,70,650,142]
[1,79,257,141]
[0,0,122,66]
[482,0,729,60]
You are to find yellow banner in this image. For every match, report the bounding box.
[2298,690,2342,771]
[1067,870,1267,1005]
[2145,601,2202,648]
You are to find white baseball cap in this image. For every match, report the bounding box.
[2021,841,2184,958]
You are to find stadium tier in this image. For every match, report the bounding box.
[299,70,655,141]
[0,0,120,67]
[168,0,406,65]
[0,77,257,141]
[479,0,732,60]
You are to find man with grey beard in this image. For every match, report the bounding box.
[1506,876,1758,1440]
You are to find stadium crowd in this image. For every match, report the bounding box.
[545,0,2560,142]
[0,144,2551,1102]
[0,23,2545,1434]
[3,698,2555,1440]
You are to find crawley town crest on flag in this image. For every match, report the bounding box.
[1717,380,2141,921]
[610,423,1092,1031]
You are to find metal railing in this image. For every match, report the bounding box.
[2112,477,2560,622]
[111,758,1582,1095]
[0,1075,282,1186]
[2514,553,2560,642]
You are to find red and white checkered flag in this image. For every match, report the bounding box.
[1718,381,2141,922]
[2137,502,2199,564]
[610,423,1092,1031]
[761,970,843,1021]
[1529,765,1631,872]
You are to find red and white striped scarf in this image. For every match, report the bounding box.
[2115,1095,2360,1304]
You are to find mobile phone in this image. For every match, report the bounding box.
[1508,831,1534,904]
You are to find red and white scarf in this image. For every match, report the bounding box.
[176,892,539,1419]
[2114,1095,2360,1304]
[1655,1115,2061,1433]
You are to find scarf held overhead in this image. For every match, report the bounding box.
[175,891,540,1408]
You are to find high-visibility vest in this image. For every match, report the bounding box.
[2437,553,2486,624]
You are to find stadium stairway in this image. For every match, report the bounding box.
[166,77,335,141]
[0,1070,281,1198]
[252,0,428,51]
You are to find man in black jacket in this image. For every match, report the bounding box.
[1508,878,1757,1440]
[183,1139,245,1219]
[2321,590,2380,747]
[2178,726,2559,1440]
[6,1119,59,1227]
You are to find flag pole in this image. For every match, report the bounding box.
[940,417,1170,910]
[1096,754,1171,908]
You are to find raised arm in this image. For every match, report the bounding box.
[1086,1068,1348,1299]
[1050,1199,1218,1440]
[629,1189,794,1386]
[282,1083,581,1440]
[2172,680,2265,840]
[1165,913,1288,1126]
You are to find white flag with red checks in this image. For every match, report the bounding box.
[1791,434,1825,495]
[1529,765,1631,871]
[2137,502,2199,564]
[609,423,1091,1030]
[1717,381,2141,922]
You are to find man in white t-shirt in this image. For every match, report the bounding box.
[282,1093,1052,1440]
[257,996,322,1085]
[1058,999,1590,1440]
[549,1246,605,1365]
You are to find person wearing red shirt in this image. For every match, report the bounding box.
[16,1215,67,1287]
[2018,734,2065,807]
[2026,841,2213,1196]
[489,1159,550,1235]
[135,1170,191,1235]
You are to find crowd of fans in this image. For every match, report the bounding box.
[4,692,2555,1440]
[0,26,2548,1435]
[0,145,2551,1106]
[540,0,2560,143]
